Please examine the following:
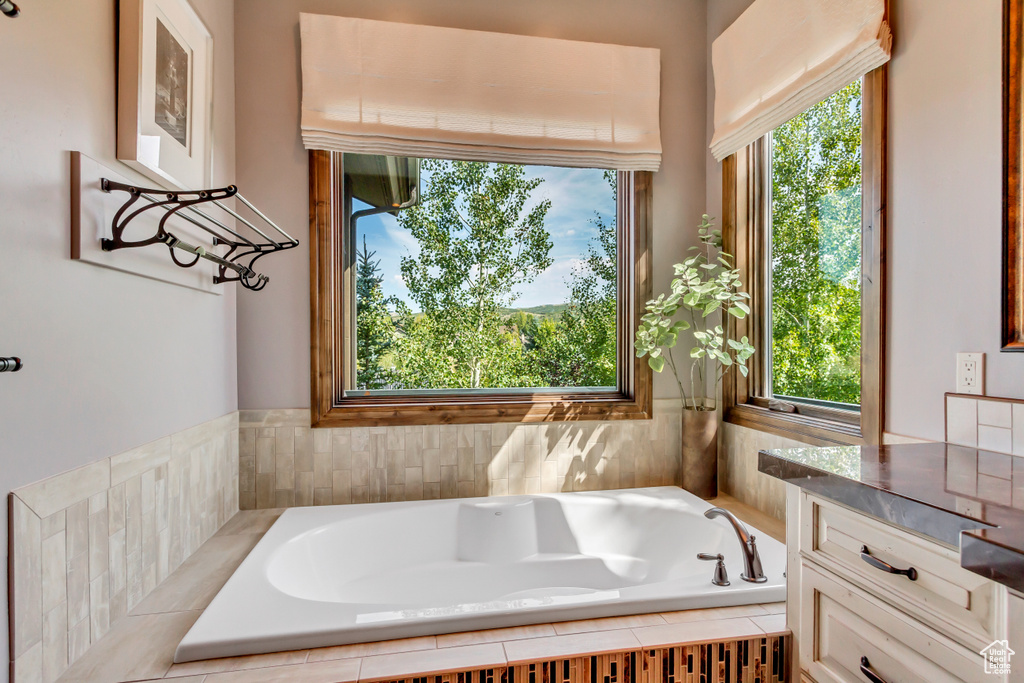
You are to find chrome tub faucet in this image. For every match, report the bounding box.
[704,507,767,583]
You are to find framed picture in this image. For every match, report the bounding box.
[117,0,212,190]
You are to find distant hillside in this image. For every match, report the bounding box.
[395,304,569,320]
[500,303,569,318]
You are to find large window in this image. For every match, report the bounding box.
[768,81,863,409]
[346,157,619,395]
[310,151,653,427]
[723,69,886,445]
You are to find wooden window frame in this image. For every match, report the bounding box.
[721,65,888,446]
[1004,0,1024,351]
[309,150,654,428]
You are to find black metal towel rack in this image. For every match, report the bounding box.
[100,179,298,292]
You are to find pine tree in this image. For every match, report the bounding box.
[355,235,398,389]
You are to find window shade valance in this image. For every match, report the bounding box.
[710,0,891,161]
[299,14,662,171]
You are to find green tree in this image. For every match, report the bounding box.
[355,236,399,390]
[393,159,553,389]
[770,80,863,404]
[537,170,618,387]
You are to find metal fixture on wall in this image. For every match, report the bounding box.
[101,179,299,292]
[0,357,23,372]
[0,0,20,17]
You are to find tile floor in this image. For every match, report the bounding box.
[56,495,787,683]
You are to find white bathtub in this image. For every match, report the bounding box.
[175,486,786,662]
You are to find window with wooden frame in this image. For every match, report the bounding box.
[722,65,887,446]
[309,150,653,428]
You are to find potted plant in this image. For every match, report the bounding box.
[635,215,755,499]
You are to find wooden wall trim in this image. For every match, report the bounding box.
[1004,0,1024,351]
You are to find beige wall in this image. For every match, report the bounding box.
[233,0,710,409]
[886,0,1014,440]
[0,1,237,679]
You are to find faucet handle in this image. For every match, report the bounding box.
[697,553,730,586]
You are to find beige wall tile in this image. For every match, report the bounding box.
[1014,403,1024,455]
[750,613,787,635]
[166,649,308,678]
[979,425,1013,454]
[107,483,125,535]
[308,635,436,662]
[8,412,238,682]
[11,496,43,659]
[67,616,90,663]
[131,534,261,615]
[312,428,332,453]
[947,395,979,446]
[659,604,769,624]
[436,624,555,648]
[40,510,64,540]
[12,641,43,683]
[239,407,689,509]
[204,658,360,683]
[552,614,666,635]
[58,611,200,683]
[41,604,68,683]
[631,617,763,649]
[503,630,640,664]
[15,460,111,519]
[88,506,109,580]
[977,398,1013,428]
[276,426,295,455]
[109,437,171,487]
[89,573,110,642]
[360,643,506,681]
[41,531,66,614]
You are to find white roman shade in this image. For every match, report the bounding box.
[299,14,662,171]
[710,0,892,161]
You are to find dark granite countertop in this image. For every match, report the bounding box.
[758,442,1024,592]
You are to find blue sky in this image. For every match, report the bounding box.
[355,164,615,310]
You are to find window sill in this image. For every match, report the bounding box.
[313,392,653,428]
[724,402,864,446]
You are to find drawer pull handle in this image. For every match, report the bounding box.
[859,656,889,683]
[859,545,917,580]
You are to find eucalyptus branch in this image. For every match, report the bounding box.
[634,215,755,411]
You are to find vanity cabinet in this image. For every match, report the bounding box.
[786,486,1017,683]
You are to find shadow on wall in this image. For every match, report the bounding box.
[237,409,683,509]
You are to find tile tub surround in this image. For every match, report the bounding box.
[8,413,239,683]
[54,506,789,683]
[757,442,1024,591]
[238,405,684,510]
[945,392,1024,455]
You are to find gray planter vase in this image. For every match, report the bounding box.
[681,403,717,499]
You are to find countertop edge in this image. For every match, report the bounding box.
[756,447,1024,593]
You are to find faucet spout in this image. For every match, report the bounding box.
[704,507,767,583]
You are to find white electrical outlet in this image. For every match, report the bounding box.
[956,352,985,395]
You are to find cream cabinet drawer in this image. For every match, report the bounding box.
[798,492,1001,650]
[799,561,987,683]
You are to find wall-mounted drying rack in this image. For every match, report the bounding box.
[100,179,298,292]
